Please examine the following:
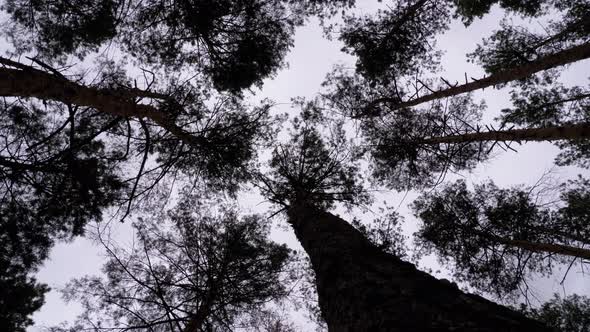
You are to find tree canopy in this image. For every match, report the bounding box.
[518,294,590,332]
[412,178,590,298]
[0,0,589,330]
[57,193,295,331]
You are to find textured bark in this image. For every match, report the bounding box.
[362,41,590,117]
[420,123,590,144]
[0,58,205,148]
[287,204,550,331]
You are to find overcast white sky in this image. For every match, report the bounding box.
[29,2,589,331]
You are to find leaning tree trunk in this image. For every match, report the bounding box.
[492,236,590,261]
[361,41,590,117]
[287,203,550,331]
[0,57,206,148]
[420,123,590,144]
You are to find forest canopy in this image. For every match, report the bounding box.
[0,0,588,331]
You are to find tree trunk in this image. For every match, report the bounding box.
[183,247,231,332]
[420,123,590,144]
[466,226,590,260]
[287,203,550,331]
[494,237,590,261]
[362,41,590,117]
[183,291,214,332]
[0,57,205,148]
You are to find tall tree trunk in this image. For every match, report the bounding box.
[361,41,590,117]
[287,203,550,331]
[420,123,590,144]
[492,236,590,261]
[0,57,206,148]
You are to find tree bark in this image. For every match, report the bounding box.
[287,203,550,331]
[361,41,590,117]
[493,237,590,261]
[420,123,590,144]
[0,58,205,148]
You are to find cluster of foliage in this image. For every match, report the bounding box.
[518,294,590,332]
[56,192,295,331]
[412,179,590,297]
[339,0,589,84]
[3,0,360,92]
[257,101,370,210]
[363,95,488,190]
[6,0,278,91]
[0,99,125,331]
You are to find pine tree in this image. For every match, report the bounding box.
[256,109,550,330]
[58,192,295,332]
[412,179,590,297]
[1,0,589,330]
[0,1,353,329]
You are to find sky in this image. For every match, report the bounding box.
[29,2,590,331]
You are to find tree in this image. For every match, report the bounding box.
[2,0,588,330]
[256,109,550,330]
[58,192,295,332]
[518,294,590,332]
[2,0,358,92]
[363,102,590,190]
[0,268,48,332]
[412,179,590,298]
[0,57,280,330]
[335,0,590,117]
[0,0,350,325]
[284,205,550,330]
[295,0,590,326]
[322,0,590,191]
